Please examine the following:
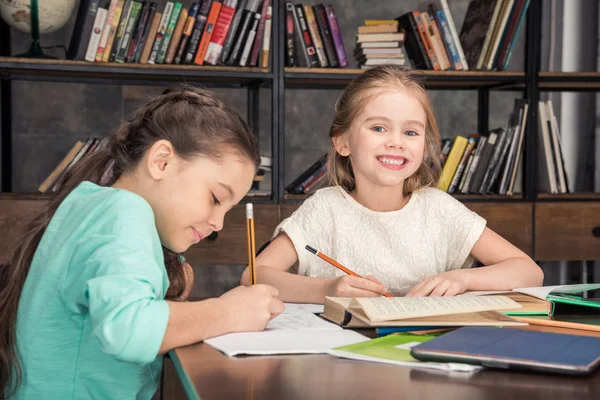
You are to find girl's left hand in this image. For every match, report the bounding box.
[175,262,195,301]
[406,270,472,297]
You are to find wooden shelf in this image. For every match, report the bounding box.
[539,72,600,91]
[537,192,600,201]
[284,68,526,89]
[0,57,272,86]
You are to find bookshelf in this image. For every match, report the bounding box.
[0,0,598,265]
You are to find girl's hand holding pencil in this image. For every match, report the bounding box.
[305,245,392,298]
[219,285,285,332]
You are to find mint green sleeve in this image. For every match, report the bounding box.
[60,194,170,365]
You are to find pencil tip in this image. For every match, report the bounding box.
[305,245,317,255]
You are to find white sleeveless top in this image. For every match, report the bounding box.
[274,186,487,296]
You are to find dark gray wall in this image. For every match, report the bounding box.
[3,0,534,295]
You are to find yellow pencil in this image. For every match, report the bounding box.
[246,203,257,284]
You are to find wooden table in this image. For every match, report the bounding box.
[163,326,600,400]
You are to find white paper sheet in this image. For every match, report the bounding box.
[205,330,369,357]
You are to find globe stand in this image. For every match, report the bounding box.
[14,0,55,59]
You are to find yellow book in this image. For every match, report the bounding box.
[364,19,398,26]
[38,141,84,193]
[437,136,468,192]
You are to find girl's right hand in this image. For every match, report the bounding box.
[218,285,285,332]
[326,275,389,298]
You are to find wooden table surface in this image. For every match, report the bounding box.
[164,325,600,400]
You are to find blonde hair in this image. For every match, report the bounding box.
[327,65,441,196]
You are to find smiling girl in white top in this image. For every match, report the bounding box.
[241,65,543,302]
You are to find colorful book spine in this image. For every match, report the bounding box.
[204,0,238,65]
[116,1,142,62]
[183,0,213,64]
[194,0,223,65]
[139,10,162,63]
[134,2,158,62]
[126,1,153,62]
[303,5,328,67]
[260,5,272,68]
[101,0,125,62]
[432,6,463,70]
[84,7,108,62]
[225,0,260,65]
[95,0,120,62]
[156,2,182,64]
[284,2,296,66]
[294,4,319,67]
[220,0,246,64]
[174,2,200,64]
[165,5,189,64]
[109,0,133,62]
[148,1,174,64]
[249,0,270,67]
[325,5,347,67]
[313,4,337,67]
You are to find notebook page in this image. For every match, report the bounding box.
[353,296,521,322]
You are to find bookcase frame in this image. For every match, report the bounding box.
[1,0,599,263]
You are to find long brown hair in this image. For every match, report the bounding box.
[327,65,442,195]
[0,87,260,397]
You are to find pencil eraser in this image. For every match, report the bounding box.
[246,203,254,218]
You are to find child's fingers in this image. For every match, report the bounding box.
[363,275,385,286]
[347,275,388,294]
[407,277,439,297]
[430,280,452,297]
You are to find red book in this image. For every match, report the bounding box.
[204,0,237,65]
[194,0,223,65]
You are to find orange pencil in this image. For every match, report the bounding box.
[246,203,257,284]
[305,245,393,297]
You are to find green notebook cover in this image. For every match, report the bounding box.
[546,284,600,316]
[327,332,479,373]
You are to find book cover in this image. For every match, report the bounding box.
[303,5,328,67]
[148,1,174,64]
[225,0,260,65]
[126,1,154,63]
[165,5,189,64]
[260,5,272,68]
[458,0,498,70]
[396,12,431,69]
[437,135,467,192]
[194,0,223,65]
[325,5,348,67]
[248,0,270,67]
[204,0,238,65]
[219,0,246,64]
[115,1,142,62]
[139,10,162,63]
[95,0,121,62]
[313,4,338,67]
[84,6,108,62]
[238,12,261,66]
[284,2,296,66]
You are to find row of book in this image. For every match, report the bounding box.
[68,0,272,68]
[537,100,569,194]
[39,137,270,194]
[284,3,347,68]
[397,0,529,71]
[352,20,408,69]
[437,99,528,195]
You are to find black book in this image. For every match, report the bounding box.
[219,0,247,64]
[313,4,338,67]
[396,12,432,69]
[133,2,158,62]
[225,0,261,65]
[284,2,296,66]
[67,0,101,60]
[127,1,153,62]
[294,4,319,67]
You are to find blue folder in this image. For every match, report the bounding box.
[410,327,600,375]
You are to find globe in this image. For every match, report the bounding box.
[0,0,76,34]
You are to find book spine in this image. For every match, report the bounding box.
[295,5,319,67]
[260,5,272,68]
[204,0,238,65]
[219,0,246,64]
[440,0,468,69]
[148,2,174,64]
[238,12,261,66]
[139,10,162,63]
[194,0,223,65]
[314,4,337,67]
[249,0,270,67]
[165,5,189,64]
[304,5,328,67]
[95,0,120,62]
[133,2,158,62]
[126,1,152,63]
[325,5,347,67]
[225,0,260,65]
[413,12,439,70]
[101,0,125,62]
[116,1,142,63]
[432,7,463,70]
[67,0,101,60]
[109,0,133,62]
[174,2,200,64]
[284,2,296,66]
[157,2,182,64]
[84,7,108,62]
[501,0,530,71]
[183,0,213,64]
[396,12,431,69]
[423,12,451,70]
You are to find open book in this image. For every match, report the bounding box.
[323,296,525,328]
